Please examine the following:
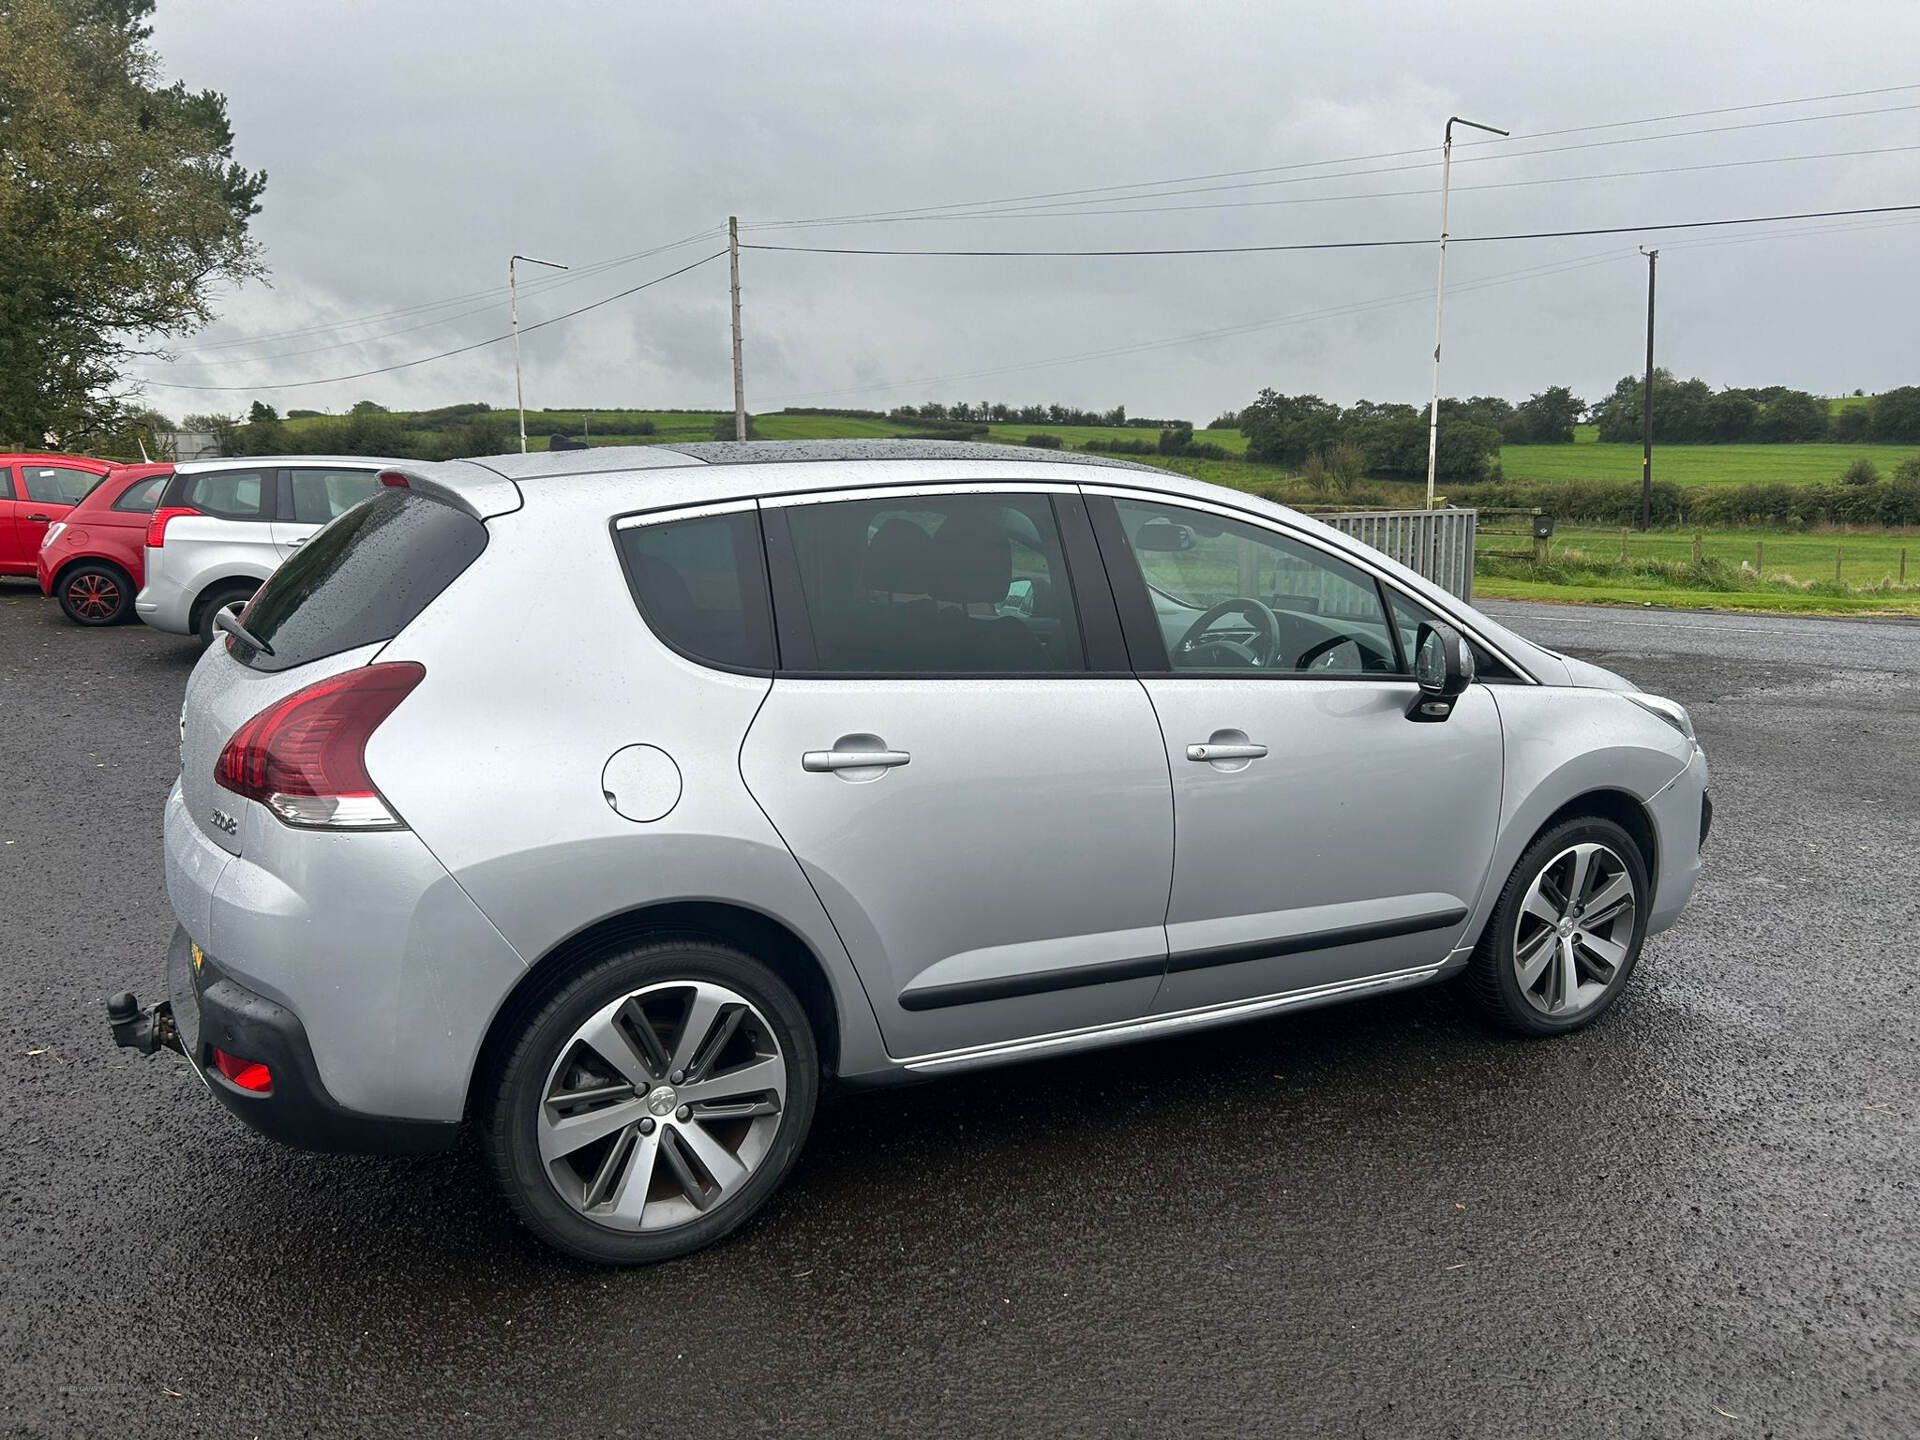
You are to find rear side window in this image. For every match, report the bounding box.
[111,474,169,513]
[289,468,382,524]
[0,467,13,499]
[21,465,101,504]
[232,491,487,672]
[613,509,774,673]
[177,468,271,520]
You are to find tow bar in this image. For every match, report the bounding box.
[107,993,185,1057]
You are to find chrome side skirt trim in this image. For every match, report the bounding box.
[900,961,1445,1074]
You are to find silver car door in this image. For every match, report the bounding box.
[740,485,1174,1061]
[1090,489,1503,1013]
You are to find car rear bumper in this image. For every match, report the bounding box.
[134,564,194,633]
[145,926,457,1153]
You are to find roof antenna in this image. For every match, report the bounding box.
[137,437,151,462]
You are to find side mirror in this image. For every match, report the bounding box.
[1407,621,1473,722]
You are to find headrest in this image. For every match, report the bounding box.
[864,518,935,594]
[929,510,1012,604]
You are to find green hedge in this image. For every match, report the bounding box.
[1453,460,1920,528]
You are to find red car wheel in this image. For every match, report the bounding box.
[58,563,135,626]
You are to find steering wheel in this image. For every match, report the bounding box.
[1175,597,1280,667]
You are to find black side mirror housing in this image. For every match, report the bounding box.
[1407,621,1474,722]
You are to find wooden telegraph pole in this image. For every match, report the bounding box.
[1639,247,1658,531]
[729,216,747,441]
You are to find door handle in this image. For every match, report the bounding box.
[803,749,911,772]
[1187,741,1267,762]
[287,538,306,547]
[26,513,50,523]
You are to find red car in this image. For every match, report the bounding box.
[33,462,174,625]
[2,454,116,592]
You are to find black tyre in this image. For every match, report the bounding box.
[57,562,135,626]
[193,581,257,647]
[1464,816,1650,1037]
[483,938,818,1264]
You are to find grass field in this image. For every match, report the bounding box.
[1499,440,1920,488]
[1536,527,1917,587]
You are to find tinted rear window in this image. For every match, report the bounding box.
[231,490,487,672]
[111,474,169,513]
[613,510,774,672]
[175,468,271,520]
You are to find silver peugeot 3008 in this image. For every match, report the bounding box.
[110,441,1709,1263]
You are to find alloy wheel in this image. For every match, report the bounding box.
[535,980,789,1232]
[67,572,122,622]
[1512,841,1638,1018]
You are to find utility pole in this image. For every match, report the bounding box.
[1425,115,1508,512]
[728,216,747,441]
[1639,247,1658,532]
[510,253,568,453]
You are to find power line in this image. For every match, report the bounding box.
[846,143,1920,225]
[170,227,727,358]
[740,202,1920,258]
[748,84,1920,229]
[755,102,1920,231]
[137,251,726,392]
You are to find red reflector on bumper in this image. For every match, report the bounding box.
[212,1048,272,1093]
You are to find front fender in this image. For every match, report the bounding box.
[1456,686,1696,955]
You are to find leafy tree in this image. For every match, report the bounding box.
[1504,386,1584,444]
[247,399,277,424]
[1831,404,1873,442]
[0,0,266,446]
[1753,389,1828,443]
[1702,390,1757,442]
[1239,390,1342,465]
[1869,386,1920,443]
[349,399,388,415]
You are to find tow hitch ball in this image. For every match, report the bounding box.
[107,993,184,1057]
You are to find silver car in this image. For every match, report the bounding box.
[135,457,406,643]
[109,441,1709,1263]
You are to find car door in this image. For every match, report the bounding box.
[0,466,19,573]
[15,463,99,565]
[740,484,1174,1061]
[1088,489,1504,1014]
[273,467,385,557]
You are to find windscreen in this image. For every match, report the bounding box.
[232,489,487,672]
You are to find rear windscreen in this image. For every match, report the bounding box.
[232,490,487,672]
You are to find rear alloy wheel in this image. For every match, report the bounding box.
[194,582,256,647]
[486,940,817,1264]
[58,563,134,626]
[1465,817,1650,1036]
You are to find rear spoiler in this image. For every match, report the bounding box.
[371,462,522,521]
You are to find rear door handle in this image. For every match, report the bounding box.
[26,513,50,523]
[286,538,306,547]
[803,749,911,772]
[1187,742,1267,762]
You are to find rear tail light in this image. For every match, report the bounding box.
[377,470,410,488]
[214,662,425,829]
[146,505,199,547]
[211,1048,272,1093]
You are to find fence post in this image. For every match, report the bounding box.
[1755,540,1763,574]
[1835,546,1843,582]
[1620,527,1628,562]
[1903,547,1909,585]
[1692,533,1703,566]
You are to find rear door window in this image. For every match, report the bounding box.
[232,490,488,672]
[111,474,169,513]
[613,508,774,672]
[21,465,101,505]
[0,467,13,499]
[288,468,384,524]
[178,468,271,520]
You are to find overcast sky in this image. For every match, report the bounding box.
[129,0,1920,422]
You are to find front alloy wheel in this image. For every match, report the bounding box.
[486,940,817,1264]
[1465,816,1650,1036]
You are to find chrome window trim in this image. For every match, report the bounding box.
[1081,481,1539,685]
[760,479,1080,508]
[613,498,760,530]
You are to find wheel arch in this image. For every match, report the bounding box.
[1533,787,1659,887]
[186,570,266,635]
[52,552,135,594]
[466,900,844,1120]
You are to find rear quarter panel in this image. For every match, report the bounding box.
[366,503,895,1081]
